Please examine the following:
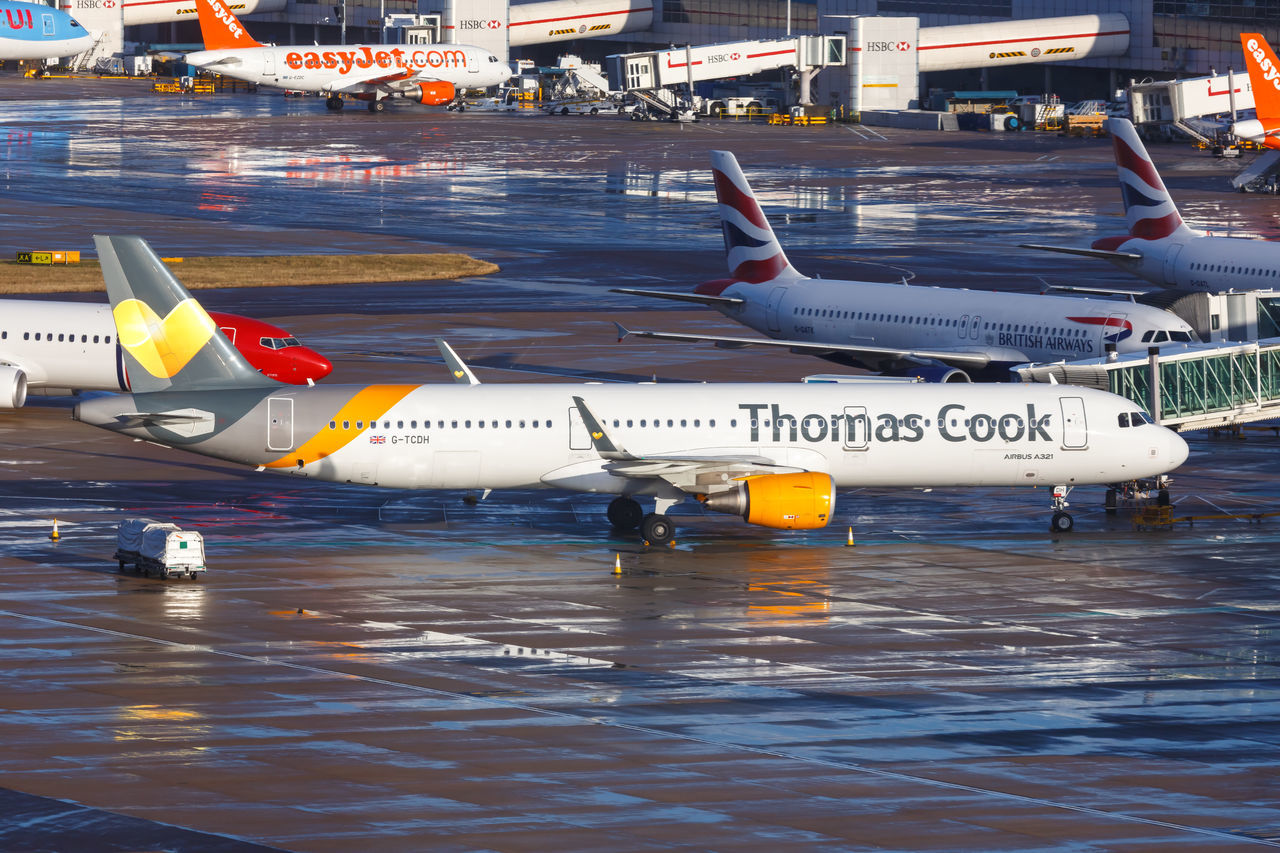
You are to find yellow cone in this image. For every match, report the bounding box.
[845,526,854,547]
[50,518,59,541]
[613,553,622,575]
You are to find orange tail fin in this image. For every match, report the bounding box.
[1243,33,1280,123]
[195,0,262,50]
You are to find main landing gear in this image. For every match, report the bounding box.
[608,496,677,546]
[325,96,343,111]
[1050,485,1074,533]
[367,98,386,113]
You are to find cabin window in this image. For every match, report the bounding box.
[329,421,336,430]
[709,419,715,427]
[627,419,633,427]
[342,420,350,429]
[451,420,458,428]
[478,420,484,428]
[411,420,417,429]
[465,420,472,428]
[396,420,403,429]
[667,419,673,427]
[731,419,737,427]
[520,420,526,428]
[640,419,646,427]
[533,420,539,428]
[356,421,364,429]
[680,419,687,427]
[106,336,111,343]
[505,420,512,428]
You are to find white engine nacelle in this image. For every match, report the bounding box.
[0,365,28,408]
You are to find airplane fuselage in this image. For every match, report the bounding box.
[1100,231,1280,292]
[75,382,1187,493]
[0,300,330,403]
[710,277,1195,369]
[0,0,91,59]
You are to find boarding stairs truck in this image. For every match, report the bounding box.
[543,58,620,116]
[115,518,206,579]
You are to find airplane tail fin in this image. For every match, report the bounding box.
[194,0,262,50]
[1102,118,1193,241]
[95,235,277,394]
[1242,33,1280,124]
[709,150,802,283]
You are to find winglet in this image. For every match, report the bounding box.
[613,322,632,342]
[95,235,276,393]
[572,396,633,460]
[436,339,479,385]
[194,0,262,50]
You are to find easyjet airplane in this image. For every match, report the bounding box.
[1024,117,1280,292]
[184,0,511,112]
[1233,33,1280,149]
[72,235,1188,539]
[614,151,1196,382]
[0,299,332,408]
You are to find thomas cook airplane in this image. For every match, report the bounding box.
[73,236,1188,540]
[184,0,511,113]
[0,299,332,408]
[1024,117,1280,292]
[614,151,1196,382]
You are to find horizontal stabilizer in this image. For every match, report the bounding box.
[610,287,745,307]
[1020,243,1143,262]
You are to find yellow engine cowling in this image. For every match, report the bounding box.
[701,472,835,530]
[415,81,456,106]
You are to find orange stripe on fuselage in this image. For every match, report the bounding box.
[264,384,417,469]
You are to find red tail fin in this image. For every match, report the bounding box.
[195,0,262,50]
[1243,33,1280,123]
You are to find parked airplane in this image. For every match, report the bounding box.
[1233,33,1280,149]
[185,0,511,112]
[72,235,1187,539]
[0,0,91,59]
[613,150,1196,382]
[0,299,332,408]
[1023,117,1280,292]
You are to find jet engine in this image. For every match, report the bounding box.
[899,365,971,383]
[413,81,456,106]
[701,472,835,530]
[0,365,28,409]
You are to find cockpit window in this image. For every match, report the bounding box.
[258,337,301,350]
[1170,330,1193,342]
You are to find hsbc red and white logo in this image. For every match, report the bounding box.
[896,41,911,51]
[459,18,502,30]
[866,41,911,52]
[730,52,741,60]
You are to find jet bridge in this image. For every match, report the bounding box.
[606,36,846,119]
[1015,339,1280,432]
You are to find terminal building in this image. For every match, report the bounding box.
[117,0,1280,108]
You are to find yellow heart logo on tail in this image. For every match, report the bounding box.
[453,370,464,378]
[591,431,603,439]
[112,298,216,379]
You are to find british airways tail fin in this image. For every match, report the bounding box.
[710,151,803,283]
[96,235,277,394]
[1242,33,1280,125]
[1102,118,1195,241]
[194,0,262,50]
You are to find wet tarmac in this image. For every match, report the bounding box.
[2,77,1280,850]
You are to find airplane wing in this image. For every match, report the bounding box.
[612,322,994,368]
[1019,243,1143,261]
[610,287,746,307]
[570,396,805,490]
[325,68,419,93]
[194,55,244,69]
[1041,284,1146,297]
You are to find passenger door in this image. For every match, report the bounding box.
[842,406,869,451]
[267,397,293,451]
[766,287,787,333]
[1059,396,1087,449]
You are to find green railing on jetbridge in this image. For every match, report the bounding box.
[1100,340,1280,430]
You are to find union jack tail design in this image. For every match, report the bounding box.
[710,150,802,283]
[1103,118,1192,242]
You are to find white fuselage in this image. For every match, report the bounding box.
[0,300,123,393]
[1109,232,1280,292]
[185,43,511,92]
[78,382,1188,494]
[714,278,1196,363]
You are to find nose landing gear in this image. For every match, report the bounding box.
[1050,485,1074,533]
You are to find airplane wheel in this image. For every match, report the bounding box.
[607,497,643,531]
[368,100,385,113]
[641,513,673,546]
[325,96,343,111]
[1050,512,1074,533]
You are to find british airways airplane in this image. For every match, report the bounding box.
[1025,117,1280,292]
[0,0,91,59]
[614,151,1196,382]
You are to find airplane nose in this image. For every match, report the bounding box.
[1167,428,1190,469]
[298,347,333,381]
